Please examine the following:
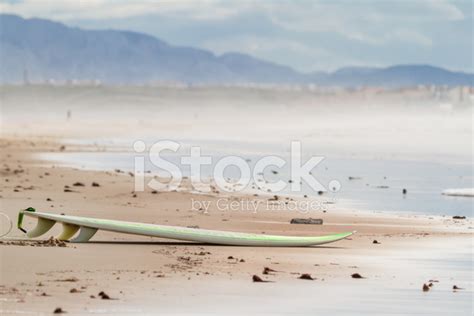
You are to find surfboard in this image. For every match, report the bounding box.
[442,188,474,197]
[18,208,355,247]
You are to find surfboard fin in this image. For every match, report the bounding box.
[71,226,98,243]
[26,217,56,238]
[57,223,80,241]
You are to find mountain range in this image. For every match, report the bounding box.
[0,14,472,87]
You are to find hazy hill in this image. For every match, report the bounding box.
[0,14,472,87]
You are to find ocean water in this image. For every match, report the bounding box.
[38,138,473,217]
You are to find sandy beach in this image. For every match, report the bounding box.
[0,85,472,315]
[0,134,472,315]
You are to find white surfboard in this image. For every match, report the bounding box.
[18,208,354,247]
[442,188,474,197]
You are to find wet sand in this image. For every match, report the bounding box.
[0,137,472,315]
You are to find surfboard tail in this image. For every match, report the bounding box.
[18,208,96,242]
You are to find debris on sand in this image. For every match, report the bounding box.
[428,283,434,287]
[252,275,270,283]
[55,277,79,282]
[43,237,67,247]
[1,237,67,248]
[53,307,66,314]
[351,273,364,279]
[423,283,430,292]
[92,182,100,187]
[372,240,380,244]
[263,267,277,275]
[348,176,362,180]
[69,288,80,293]
[151,190,158,194]
[72,182,84,187]
[452,216,466,220]
[98,291,111,299]
[402,188,407,194]
[298,273,314,280]
[227,256,235,260]
[290,218,323,225]
[453,285,463,291]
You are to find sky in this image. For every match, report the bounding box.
[1,0,472,72]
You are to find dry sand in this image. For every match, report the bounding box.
[0,137,472,315]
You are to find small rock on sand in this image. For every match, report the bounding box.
[91,182,100,187]
[423,284,430,292]
[98,291,111,299]
[263,267,277,275]
[72,182,84,187]
[351,273,364,279]
[453,285,463,290]
[452,216,466,220]
[372,240,380,244]
[298,273,314,280]
[252,275,269,283]
[53,307,66,314]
